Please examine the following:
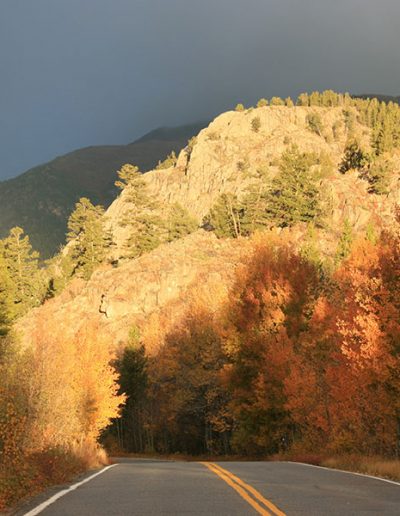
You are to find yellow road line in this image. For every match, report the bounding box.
[210,462,286,516]
[201,462,271,515]
[200,462,286,516]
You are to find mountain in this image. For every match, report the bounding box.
[0,122,207,258]
[354,93,400,104]
[10,96,400,479]
[19,101,400,347]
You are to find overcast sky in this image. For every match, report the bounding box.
[1,0,399,180]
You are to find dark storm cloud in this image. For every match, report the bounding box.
[0,0,399,179]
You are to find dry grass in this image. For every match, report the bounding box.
[0,443,109,512]
[321,455,400,482]
[271,452,400,482]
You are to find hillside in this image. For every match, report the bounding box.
[19,101,400,347]
[0,122,206,258]
[3,95,400,509]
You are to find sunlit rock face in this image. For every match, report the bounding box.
[17,105,400,350]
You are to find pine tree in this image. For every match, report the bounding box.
[270,96,284,106]
[127,213,164,258]
[2,227,44,317]
[241,167,270,234]
[115,164,142,190]
[257,98,268,108]
[339,141,370,173]
[112,328,149,451]
[205,193,244,238]
[251,117,261,133]
[366,158,391,195]
[297,93,310,106]
[306,113,323,136]
[299,224,322,268]
[156,151,178,170]
[0,251,12,334]
[335,219,353,264]
[309,91,322,106]
[67,198,110,279]
[373,116,394,155]
[165,203,198,242]
[264,146,323,227]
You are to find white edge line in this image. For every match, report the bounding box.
[282,461,400,486]
[23,464,118,516]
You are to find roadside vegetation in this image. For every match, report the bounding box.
[1,90,400,509]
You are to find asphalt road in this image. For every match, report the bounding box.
[19,458,400,516]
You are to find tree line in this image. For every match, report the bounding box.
[105,216,400,457]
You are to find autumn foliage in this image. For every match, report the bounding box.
[0,319,124,510]
[106,222,400,461]
[2,217,400,509]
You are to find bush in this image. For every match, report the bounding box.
[306,112,323,136]
[365,158,391,195]
[251,117,261,133]
[339,141,371,173]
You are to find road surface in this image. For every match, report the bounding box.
[18,458,400,515]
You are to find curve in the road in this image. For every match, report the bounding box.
[18,459,400,516]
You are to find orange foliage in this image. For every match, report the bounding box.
[0,311,124,510]
[138,228,400,458]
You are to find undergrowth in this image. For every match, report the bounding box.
[0,443,108,512]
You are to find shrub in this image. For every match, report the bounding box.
[251,117,261,133]
[306,112,323,136]
[339,141,371,173]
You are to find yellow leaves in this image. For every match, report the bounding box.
[0,316,125,509]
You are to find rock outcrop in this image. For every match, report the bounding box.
[107,105,399,254]
[17,105,400,349]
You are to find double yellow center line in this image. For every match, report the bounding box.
[200,462,286,516]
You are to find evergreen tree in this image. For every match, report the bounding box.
[113,329,149,452]
[309,91,322,106]
[264,146,323,227]
[67,198,110,279]
[2,227,44,317]
[205,193,244,238]
[321,90,339,107]
[332,120,342,141]
[335,219,353,264]
[297,93,310,106]
[257,98,268,108]
[115,164,142,190]
[343,109,356,135]
[251,117,261,133]
[235,103,245,112]
[156,151,178,170]
[365,158,391,195]
[270,96,284,106]
[339,141,370,173]
[0,251,12,335]
[299,224,322,268]
[127,213,164,258]
[373,116,394,155]
[285,97,294,107]
[165,204,198,242]
[306,112,323,136]
[241,167,270,234]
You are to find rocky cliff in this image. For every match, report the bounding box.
[107,105,399,254]
[17,104,400,348]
